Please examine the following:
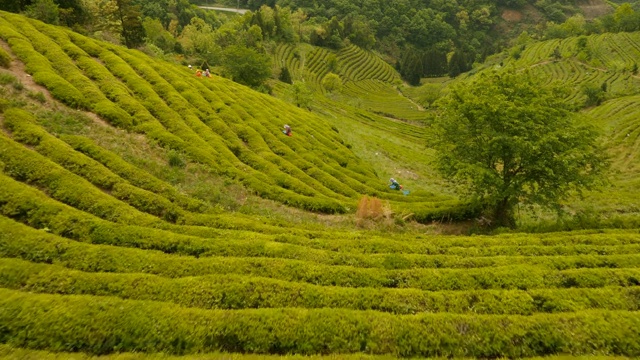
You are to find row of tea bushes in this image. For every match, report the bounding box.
[3,216,640,291]
[2,257,639,315]
[2,174,639,268]
[1,288,639,357]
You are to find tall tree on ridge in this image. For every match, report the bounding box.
[114,0,144,48]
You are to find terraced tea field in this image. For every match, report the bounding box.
[340,79,428,121]
[0,11,466,221]
[2,195,640,357]
[2,11,640,359]
[274,43,398,87]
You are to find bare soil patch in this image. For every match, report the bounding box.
[501,9,523,22]
[1,40,55,104]
[578,0,613,20]
[0,39,111,128]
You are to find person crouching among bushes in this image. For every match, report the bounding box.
[283,124,292,136]
[389,178,402,190]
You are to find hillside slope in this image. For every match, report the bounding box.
[0,11,465,220]
[503,32,640,219]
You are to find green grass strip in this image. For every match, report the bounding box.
[271,229,640,254]
[0,345,388,360]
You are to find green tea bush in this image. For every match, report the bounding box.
[92,100,134,128]
[62,135,209,213]
[0,175,266,253]
[2,257,640,315]
[271,230,640,255]
[0,45,11,68]
[3,213,640,291]
[31,71,85,108]
[0,345,416,359]
[0,131,162,226]
[1,288,639,357]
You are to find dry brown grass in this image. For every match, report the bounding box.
[355,196,393,228]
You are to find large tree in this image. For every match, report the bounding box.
[222,45,272,88]
[432,69,608,227]
[25,0,60,25]
[113,0,144,48]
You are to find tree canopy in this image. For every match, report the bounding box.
[222,45,272,88]
[432,69,608,227]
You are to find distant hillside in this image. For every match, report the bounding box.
[273,42,429,121]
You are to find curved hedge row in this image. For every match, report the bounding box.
[0,128,168,226]
[2,108,296,232]
[1,171,639,269]
[1,288,639,357]
[2,257,639,315]
[337,45,398,83]
[3,216,640,291]
[342,80,428,122]
[0,345,408,360]
[0,43,11,68]
[0,172,292,252]
[62,135,209,213]
[272,230,640,254]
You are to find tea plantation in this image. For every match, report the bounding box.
[1,11,640,359]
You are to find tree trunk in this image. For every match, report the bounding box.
[493,197,515,228]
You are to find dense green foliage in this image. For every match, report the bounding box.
[2,0,618,85]
[433,69,608,227]
[2,287,640,357]
[222,45,272,87]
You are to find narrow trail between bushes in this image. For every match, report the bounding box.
[0,40,111,128]
[1,40,54,104]
[397,88,426,111]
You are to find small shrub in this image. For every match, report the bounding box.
[322,72,342,93]
[11,80,23,91]
[382,253,412,270]
[582,83,605,107]
[27,91,46,103]
[0,47,10,68]
[279,66,292,84]
[168,150,186,168]
[0,73,16,85]
[355,196,392,228]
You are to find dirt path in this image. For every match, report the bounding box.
[529,58,640,80]
[0,39,110,127]
[1,40,56,104]
[198,6,249,14]
[397,88,425,111]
